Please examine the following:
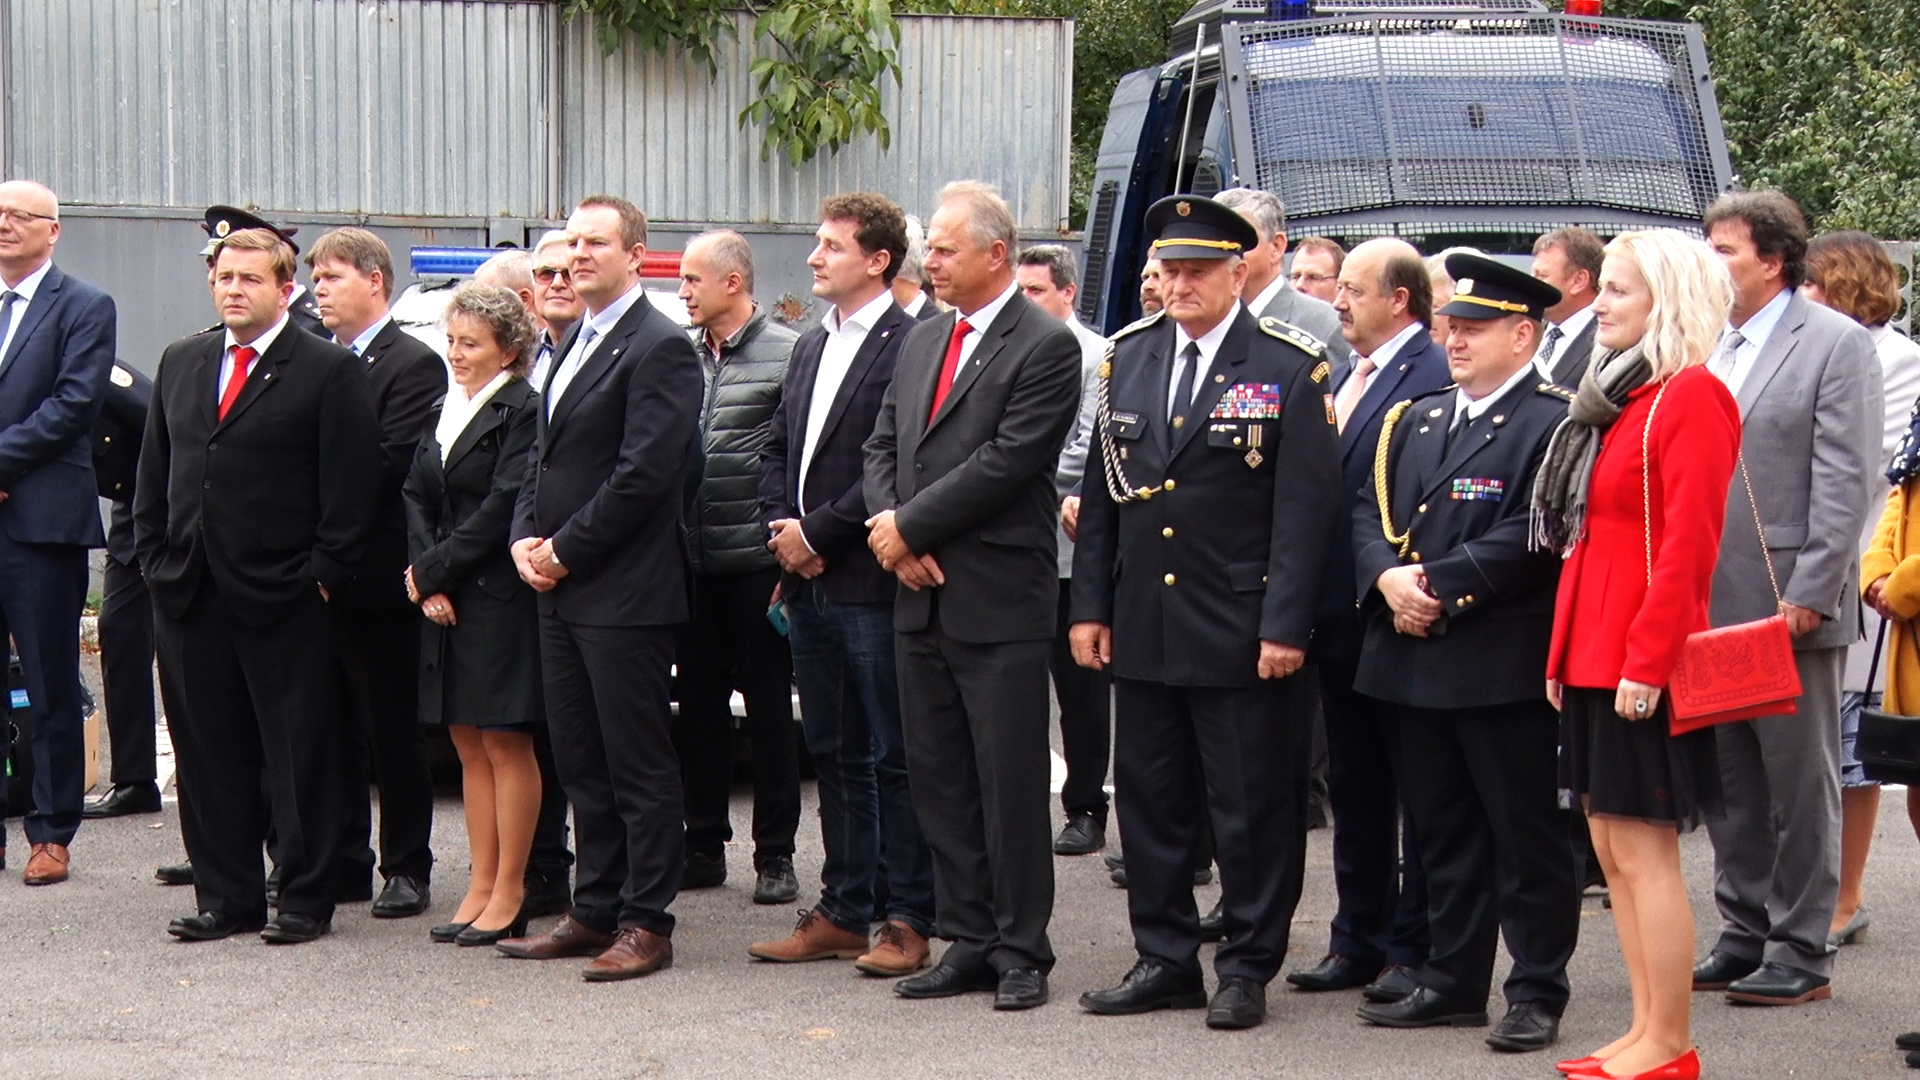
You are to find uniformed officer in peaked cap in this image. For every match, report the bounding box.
[198,206,326,337]
[1351,252,1581,1052]
[1070,194,1342,1030]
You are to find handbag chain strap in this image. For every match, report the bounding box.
[1640,378,1783,605]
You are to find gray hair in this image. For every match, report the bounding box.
[443,280,538,377]
[1017,244,1079,290]
[1425,246,1486,288]
[1215,187,1286,244]
[531,229,569,263]
[901,215,928,280]
[936,180,1017,252]
[475,248,534,294]
[687,229,756,294]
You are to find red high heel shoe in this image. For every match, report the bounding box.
[1556,1055,1604,1075]
[1572,1047,1700,1080]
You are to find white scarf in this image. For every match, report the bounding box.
[436,370,514,465]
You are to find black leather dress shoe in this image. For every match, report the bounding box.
[1485,1001,1560,1052]
[82,782,163,818]
[1362,964,1420,1003]
[994,967,1048,1011]
[1285,953,1375,992]
[1080,958,1207,1015]
[1896,1031,1920,1052]
[1725,961,1832,1006]
[1357,985,1489,1028]
[155,862,195,886]
[683,851,727,889]
[1206,976,1267,1030]
[522,869,572,919]
[168,911,266,941]
[895,960,999,999]
[371,875,430,918]
[456,915,528,947]
[1906,1049,1920,1069]
[1691,949,1760,991]
[1103,850,1125,873]
[260,912,332,944]
[1198,899,1226,943]
[429,921,471,944]
[1053,812,1106,855]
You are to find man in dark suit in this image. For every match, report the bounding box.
[1288,238,1446,1000]
[136,227,380,943]
[308,227,446,917]
[1530,227,1604,390]
[499,195,702,982]
[750,192,936,976]
[0,180,115,885]
[1351,254,1580,1053]
[1071,196,1341,1031]
[862,180,1083,1010]
[84,360,164,820]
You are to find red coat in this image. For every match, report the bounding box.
[1547,367,1741,690]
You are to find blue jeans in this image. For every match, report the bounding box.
[787,583,934,936]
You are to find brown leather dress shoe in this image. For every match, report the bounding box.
[494,913,615,960]
[24,843,69,885]
[856,920,932,977]
[748,907,870,962]
[582,927,673,982]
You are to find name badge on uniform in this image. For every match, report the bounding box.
[1450,478,1505,501]
[1211,382,1284,420]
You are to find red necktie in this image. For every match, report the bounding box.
[927,318,973,423]
[218,345,256,421]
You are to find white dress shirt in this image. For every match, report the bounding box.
[1170,302,1244,411]
[0,259,53,369]
[217,313,291,406]
[341,315,389,358]
[1711,287,1793,398]
[902,291,929,319]
[1534,303,1595,377]
[949,281,1019,374]
[547,281,646,417]
[529,330,557,392]
[1450,357,1544,430]
[800,289,894,513]
[1247,274,1288,320]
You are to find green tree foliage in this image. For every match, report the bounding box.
[1611,0,1920,235]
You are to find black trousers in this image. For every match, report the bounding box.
[540,617,681,936]
[673,566,799,867]
[1049,581,1111,820]
[154,586,345,921]
[529,722,573,880]
[334,606,434,884]
[1113,675,1310,983]
[897,622,1055,973]
[1393,700,1579,1011]
[1320,659,1429,969]
[98,551,157,786]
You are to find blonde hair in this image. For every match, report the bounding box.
[213,227,298,284]
[1603,229,1734,380]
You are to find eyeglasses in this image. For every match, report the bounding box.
[0,207,57,225]
[533,266,571,283]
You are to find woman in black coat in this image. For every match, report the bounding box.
[402,282,542,947]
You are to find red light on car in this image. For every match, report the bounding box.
[1565,0,1602,14]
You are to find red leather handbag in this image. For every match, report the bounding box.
[1637,382,1801,735]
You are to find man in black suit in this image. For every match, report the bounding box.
[1530,227,1603,390]
[499,195,702,982]
[863,181,1083,1010]
[1352,254,1580,1052]
[1288,238,1447,1000]
[750,193,936,976]
[0,180,116,885]
[136,227,380,943]
[84,360,165,820]
[1071,196,1341,1031]
[308,227,446,917]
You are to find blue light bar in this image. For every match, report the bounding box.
[410,246,502,277]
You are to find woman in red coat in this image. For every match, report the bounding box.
[1532,230,1740,1080]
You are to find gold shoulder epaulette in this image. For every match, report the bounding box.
[1536,382,1576,400]
[1310,361,1330,385]
[1110,309,1164,342]
[1257,316,1326,358]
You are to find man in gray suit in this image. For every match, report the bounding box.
[1529,227,1603,389]
[1691,190,1881,1007]
[1215,188,1352,367]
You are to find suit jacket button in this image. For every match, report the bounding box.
[1163,573,1176,586]
[477,576,486,586]
[1163,479,1176,491]
[202,481,211,489]
[1460,595,1473,605]
[1162,527,1174,538]
[1410,552,1420,561]
[1417,503,1427,513]
[915,463,924,471]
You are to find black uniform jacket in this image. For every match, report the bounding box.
[1351,377,1572,708]
[134,324,381,628]
[1071,308,1342,688]
[93,361,152,565]
[335,318,449,611]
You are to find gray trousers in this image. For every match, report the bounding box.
[1705,646,1843,977]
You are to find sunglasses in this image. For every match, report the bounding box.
[533,265,571,283]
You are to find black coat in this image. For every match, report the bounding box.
[1547,316,1599,391]
[134,324,381,628]
[1351,377,1570,708]
[511,291,704,627]
[1070,309,1341,687]
[863,290,1084,642]
[760,300,911,606]
[93,361,152,565]
[404,379,542,728]
[334,318,449,611]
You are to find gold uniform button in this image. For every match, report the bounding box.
[1459,595,1474,606]
[1164,573,1176,586]
[1162,527,1174,538]
[1417,503,1427,514]
[1410,552,1421,561]
[1163,479,1176,491]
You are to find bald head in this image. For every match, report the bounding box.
[475,248,537,315]
[1335,238,1432,355]
[0,180,61,282]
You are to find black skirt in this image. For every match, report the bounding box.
[1560,685,1723,832]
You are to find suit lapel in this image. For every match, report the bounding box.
[214,323,295,432]
[814,305,906,453]
[0,265,63,376]
[548,294,655,435]
[194,334,223,434]
[1338,331,1434,460]
[1550,319,1597,387]
[783,329,826,462]
[443,398,507,471]
[928,293,1027,434]
[1735,292,1806,419]
[360,318,405,369]
[1403,398,1453,492]
[1171,314,1254,460]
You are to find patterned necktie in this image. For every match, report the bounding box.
[1169,341,1200,423]
[218,346,256,421]
[1537,324,1564,366]
[1709,329,1747,383]
[928,318,973,422]
[1335,354,1376,432]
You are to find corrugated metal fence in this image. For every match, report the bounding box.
[3,0,1073,228]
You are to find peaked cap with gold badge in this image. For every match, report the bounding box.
[1438,252,1561,321]
[1143,195,1260,261]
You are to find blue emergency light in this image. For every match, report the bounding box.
[409,246,504,277]
[1266,0,1315,18]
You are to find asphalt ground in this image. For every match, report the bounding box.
[2,693,1916,1077]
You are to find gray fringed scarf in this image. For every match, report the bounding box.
[1530,345,1654,554]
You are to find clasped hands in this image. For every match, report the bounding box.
[1376,565,1442,638]
[404,565,456,625]
[510,537,568,593]
[865,509,945,591]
